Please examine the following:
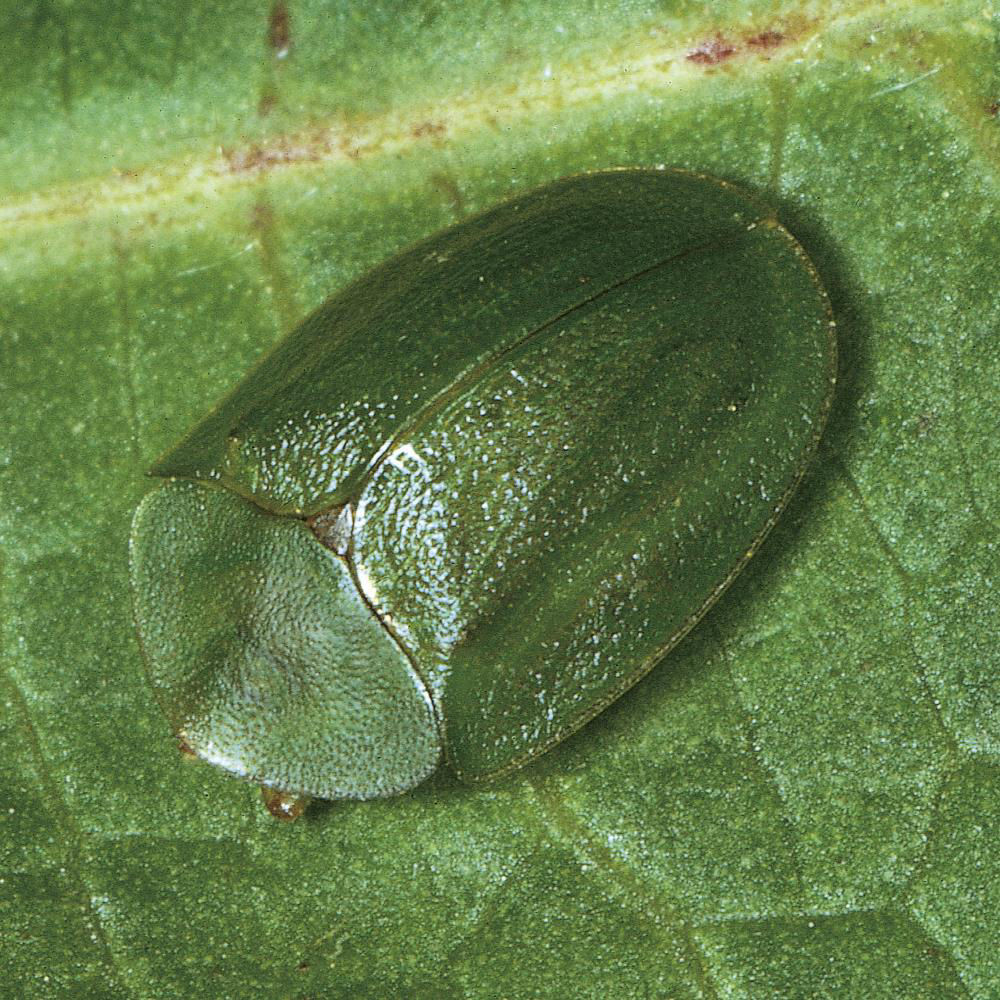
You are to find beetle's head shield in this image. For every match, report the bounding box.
[129,480,440,800]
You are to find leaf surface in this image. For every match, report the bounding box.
[2,2,998,997]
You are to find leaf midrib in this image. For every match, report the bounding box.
[0,0,924,241]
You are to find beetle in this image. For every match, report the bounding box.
[130,168,836,817]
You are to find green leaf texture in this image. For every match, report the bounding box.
[1,2,997,997]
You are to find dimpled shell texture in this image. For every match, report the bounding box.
[136,169,835,795]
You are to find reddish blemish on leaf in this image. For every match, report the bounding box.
[686,35,738,65]
[224,138,323,173]
[746,30,785,49]
[268,1,291,58]
[987,100,999,117]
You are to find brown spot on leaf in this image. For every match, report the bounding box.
[224,136,323,173]
[268,1,291,58]
[746,30,784,49]
[686,34,738,65]
[412,120,447,140]
[987,100,999,117]
[226,145,266,172]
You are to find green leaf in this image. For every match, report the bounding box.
[2,2,997,997]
